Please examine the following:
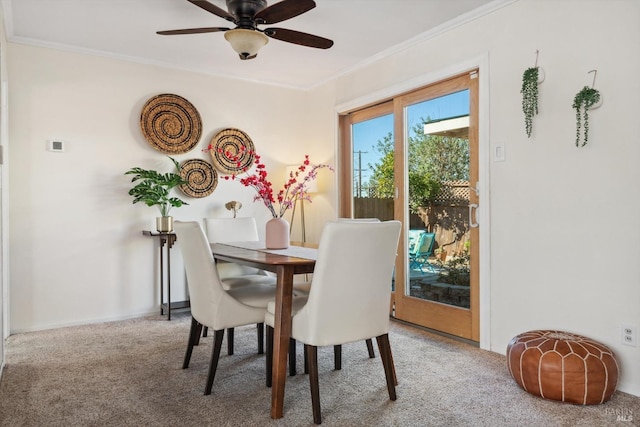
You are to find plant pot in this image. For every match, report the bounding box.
[156,216,173,233]
[265,217,289,249]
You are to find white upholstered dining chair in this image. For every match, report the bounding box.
[203,217,277,355]
[204,217,274,282]
[173,220,278,395]
[265,220,401,424]
[288,217,382,374]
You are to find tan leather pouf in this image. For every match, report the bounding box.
[507,330,619,404]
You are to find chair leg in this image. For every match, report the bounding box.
[204,329,225,395]
[388,341,398,386]
[305,344,321,425]
[202,326,208,338]
[366,338,375,358]
[257,323,264,355]
[334,345,342,370]
[289,337,297,376]
[227,328,234,355]
[375,334,397,401]
[266,325,273,388]
[183,317,202,369]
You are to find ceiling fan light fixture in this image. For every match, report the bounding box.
[224,28,269,59]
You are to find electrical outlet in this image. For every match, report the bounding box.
[622,324,637,346]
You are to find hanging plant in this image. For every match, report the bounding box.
[521,67,539,138]
[572,86,601,147]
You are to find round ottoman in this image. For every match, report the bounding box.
[507,330,618,405]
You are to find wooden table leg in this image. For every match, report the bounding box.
[271,264,294,419]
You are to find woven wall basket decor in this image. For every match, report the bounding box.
[179,159,218,198]
[208,128,256,175]
[140,94,202,154]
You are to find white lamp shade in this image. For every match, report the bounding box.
[286,165,318,194]
[224,29,269,59]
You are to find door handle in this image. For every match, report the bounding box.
[469,203,479,228]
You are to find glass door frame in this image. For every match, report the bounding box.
[395,72,479,341]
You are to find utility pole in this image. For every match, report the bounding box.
[354,149,367,197]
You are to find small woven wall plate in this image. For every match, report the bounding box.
[179,159,218,198]
[208,128,256,175]
[140,94,202,154]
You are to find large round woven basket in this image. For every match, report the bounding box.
[179,159,217,198]
[208,128,256,175]
[140,94,202,154]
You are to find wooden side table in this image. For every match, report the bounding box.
[142,230,189,320]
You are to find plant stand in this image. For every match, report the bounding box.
[142,230,189,320]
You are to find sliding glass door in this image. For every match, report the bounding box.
[339,71,479,341]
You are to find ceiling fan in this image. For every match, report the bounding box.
[157,0,334,60]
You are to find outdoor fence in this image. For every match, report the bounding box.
[353,180,471,257]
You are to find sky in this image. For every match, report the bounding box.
[352,89,470,191]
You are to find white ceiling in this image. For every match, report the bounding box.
[2,0,503,90]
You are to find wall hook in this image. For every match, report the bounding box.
[587,70,603,109]
[532,49,544,83]
[588,69,598,88]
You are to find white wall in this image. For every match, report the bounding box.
[7,44,336,332]
[315,0,640,396]
[6,0,639,398]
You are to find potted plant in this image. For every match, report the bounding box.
[521,67,540,138]
[434,247,447,262]
[125,156,188,232]
[572,86,601,147]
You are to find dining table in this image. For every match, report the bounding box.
[210,241,317,419]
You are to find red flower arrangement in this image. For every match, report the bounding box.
[208,145,332,218]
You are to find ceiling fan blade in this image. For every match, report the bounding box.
[254,0,316,25]
[264,28,333,49]
[187,0,235,22]
[157,27,229,36]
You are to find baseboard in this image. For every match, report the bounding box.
[9,309,161,335]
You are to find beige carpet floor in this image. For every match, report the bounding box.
[0,312,638,426]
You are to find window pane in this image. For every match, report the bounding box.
[406,90,471,309]
[352,114,394,221]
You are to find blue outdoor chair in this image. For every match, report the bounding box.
[409,231,436,273]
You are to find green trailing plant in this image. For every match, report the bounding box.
[521,67,539,138]
[125,156,188,217]
[572,86,601,147]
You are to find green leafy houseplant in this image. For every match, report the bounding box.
[125,157,188,217]
[521,67,539,138]
[572,86,601,147]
